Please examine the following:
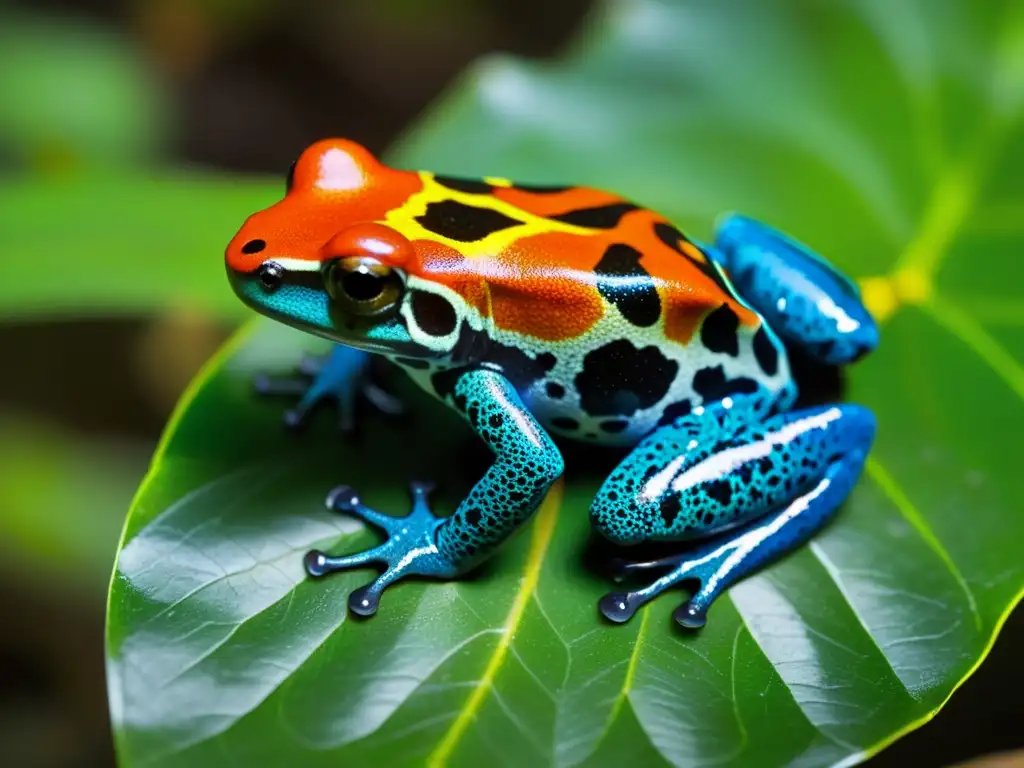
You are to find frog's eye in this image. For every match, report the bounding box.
[324,256,404,317]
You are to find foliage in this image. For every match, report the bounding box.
[102,0,1024,765]
[0,12,169,170]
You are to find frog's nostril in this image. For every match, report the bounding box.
[242,239,266,254]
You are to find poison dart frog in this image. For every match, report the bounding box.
[225,139,878,628]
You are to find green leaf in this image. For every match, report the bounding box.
[0,413,151,592]
[0,172,278,320]
[106,1,1024,766]
[0,12,170,168]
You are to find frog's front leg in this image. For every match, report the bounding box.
[305,368,564,616]
[591,392,875,629]
[254,344,404,432]
[709,214,880,364]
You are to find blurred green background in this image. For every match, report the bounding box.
[0,1,1021,767]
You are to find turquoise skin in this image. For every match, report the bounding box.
[231,215,878,628]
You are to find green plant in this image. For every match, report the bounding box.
[9,0,1024,766]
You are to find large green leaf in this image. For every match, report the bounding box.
[106,0,1024,766]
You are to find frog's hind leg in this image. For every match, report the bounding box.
[254,344,405,432]
[708,214,879,365]
[590,393,876,629]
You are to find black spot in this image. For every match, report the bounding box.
[465,507,482,525]
[432,369,463,401]
[431,333,556,401]
[449,321,491,365]
[705,479,733,506]
[594,244,661,327]
[575,339,678,417]
[394,356,430,370]
[753,326,779,376]
[658,399,692,427]
[692,365,759,403]
[488,413,504,428]
[242,239,266,254]
[653,221,733,294]
[600,419,630,433]
[545,381,566,399]
[700,304,740,357]
[434,175,493,194]
[411,291,457,336]
[550,417,580,431]
[416,200,522,242]
[485,343,557,393]
[659,495,682,527]
[512,182,573,194]
[549,202,638,229]
[653,221,686,252]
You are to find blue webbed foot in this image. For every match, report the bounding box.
[305,481,457,616]
[254,344,405,434]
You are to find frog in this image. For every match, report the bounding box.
[225,138,878,628]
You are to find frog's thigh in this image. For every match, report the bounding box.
[590,395,876,628]
[709,214,879,365]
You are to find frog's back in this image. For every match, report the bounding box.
[379,169,795,445]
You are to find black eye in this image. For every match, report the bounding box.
[325,257,403,317]
[257,262,284,292]
[341,270,386,302]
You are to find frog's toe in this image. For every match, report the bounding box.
[361,381,407,419]
[598,591,645,623]
[307,482,457,617]
[255,345,406,435]
[673,601,708,629]
[253,373,308,397]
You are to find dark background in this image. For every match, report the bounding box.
[0,1,1020,766]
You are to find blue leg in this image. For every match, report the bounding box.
[306,369,564,616]
[708,214,879,364]
[254,344,404,432]
[590,392,876,628]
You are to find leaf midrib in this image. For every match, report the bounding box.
[425,479,565,768]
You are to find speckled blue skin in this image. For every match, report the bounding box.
[256,217,878,627]
[593,393,875,627]
[709,214,879,365]
[303,369,563,616]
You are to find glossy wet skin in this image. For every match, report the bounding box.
[226,138,879,626]
[226,139,801,445]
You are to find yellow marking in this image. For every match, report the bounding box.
[680,241,708,264]
[426,479,564,768]
[383,172,593,260]
[865,457,981,630]
[483,175,512,187]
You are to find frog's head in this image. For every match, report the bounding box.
[225,139,482,360]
